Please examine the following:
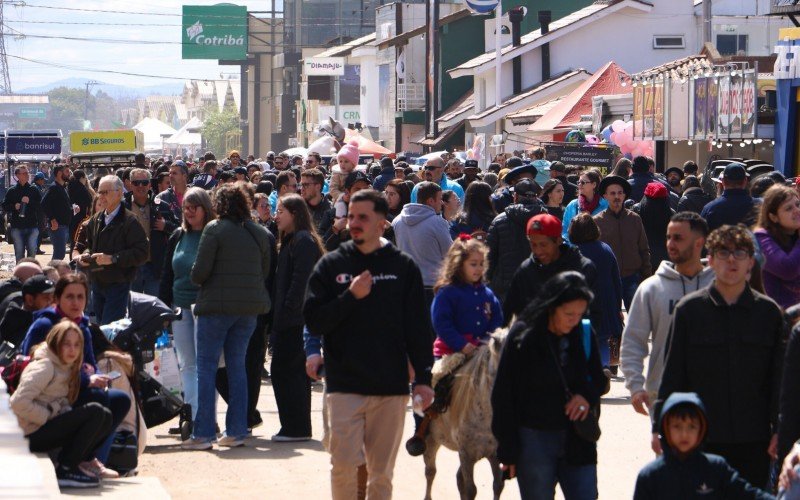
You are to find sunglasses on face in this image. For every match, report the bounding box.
[131,179,150,187]
[424,165,442,171]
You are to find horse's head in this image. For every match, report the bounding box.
[484,327,508,381]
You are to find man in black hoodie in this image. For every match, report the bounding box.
[0,275,54,347]
[486,179,546,303]
[503,213,597,324]
[304,189,434,500]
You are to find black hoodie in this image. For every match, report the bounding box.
[486,201,546,303]
[634,392,774,499]
[303,240,433,395]
[503,244,597,325]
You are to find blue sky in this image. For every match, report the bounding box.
[4,0,275,91]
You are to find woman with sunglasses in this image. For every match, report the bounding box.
[562,169,608,242]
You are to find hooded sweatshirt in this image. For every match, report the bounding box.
[620,261,715,398]
[303,240,434,394]
[392,203,453,287]
[634,392,774,500]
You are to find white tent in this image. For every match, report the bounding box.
[165,117,203,149]
[133,117,176,152]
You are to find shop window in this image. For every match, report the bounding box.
[717,34,748,56]
[653,35,685,49]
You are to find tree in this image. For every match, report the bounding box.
[202,105,240,157]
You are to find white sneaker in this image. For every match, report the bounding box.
[181,438,213,450]
[217,435,245,447]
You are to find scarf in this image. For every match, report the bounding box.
[55,305,84,325]
[578,194,600,214]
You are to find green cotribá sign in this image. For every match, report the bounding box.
[182,4,248,60]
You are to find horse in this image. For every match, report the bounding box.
[422,329,507,500]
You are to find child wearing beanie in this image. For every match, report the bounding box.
[329,140,360,202]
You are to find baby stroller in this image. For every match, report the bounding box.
[106,292,192,439]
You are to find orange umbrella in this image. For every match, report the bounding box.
[344,129,392,155]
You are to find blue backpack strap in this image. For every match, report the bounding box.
[581,319,591,360]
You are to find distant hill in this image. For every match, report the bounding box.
[17,79,183,98]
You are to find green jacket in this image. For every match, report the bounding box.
[191,218,272,316]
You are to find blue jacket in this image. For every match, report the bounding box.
[629,172,670,203]
[700,189,758,232]
[21,307,97,388]
[575,241,623,341]
[431,283,503,356]
[372,167,395,192]
[562,197,608,242]
[411,176,465,203]
[634,392,774,500]
[391,204,453,287]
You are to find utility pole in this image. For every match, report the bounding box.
[83,80,99,128]
[0,0,13,94]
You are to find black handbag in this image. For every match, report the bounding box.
[546,320,601,443]
[138,370,183,428]
[107,431,138,475]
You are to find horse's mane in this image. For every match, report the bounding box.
[447,328,507,426]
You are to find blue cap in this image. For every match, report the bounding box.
[33,172,45,181]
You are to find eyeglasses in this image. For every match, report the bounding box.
[97,189,118,196]
[183,204,199,212]
[577,180,594,185]
[424,165,442,171]
[305,159,316,163]
[714,248,751,261]
[131,179,150,187]
[230,155,240,159]
[300,182,318,188]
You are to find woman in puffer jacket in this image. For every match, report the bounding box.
[10,320,113,489]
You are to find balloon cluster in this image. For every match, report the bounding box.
[601,120,655,159]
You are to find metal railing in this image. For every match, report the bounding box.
[397,83,425,111]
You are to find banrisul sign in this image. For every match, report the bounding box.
[182,4,247,60]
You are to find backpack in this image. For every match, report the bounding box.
[0,354,31,395]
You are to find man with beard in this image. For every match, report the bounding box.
[410,157,464,203]
[664,167,684,195]
[594,175,652,311]
[40,164,73,260]
[620,212,714,419]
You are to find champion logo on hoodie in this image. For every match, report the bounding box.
[696,483,714,495]
[335,273,399,285]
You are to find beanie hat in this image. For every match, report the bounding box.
[527,213,562,238]
[644,182,668,199]
[337,140,360,166]
[380,157,394,170]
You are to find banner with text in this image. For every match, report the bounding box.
[182,5,248,60]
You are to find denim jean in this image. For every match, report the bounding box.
[172,308,198,421]
[194,314,256,440]
[620,273,641,312]
[516,427,597,500]
[10,227,38,261]
[48,225,70,261]
[91,282,131,325]
[131,262,161,298]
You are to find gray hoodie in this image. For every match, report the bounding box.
[392,203,453,286]
[620,260,715,398]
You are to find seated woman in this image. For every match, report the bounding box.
[21,273,130,478]
[11,320,113,488]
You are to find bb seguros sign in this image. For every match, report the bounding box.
[70,130,143,154]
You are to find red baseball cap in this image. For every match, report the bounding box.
[527,213,562,238]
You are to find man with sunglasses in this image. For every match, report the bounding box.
[123,168,179,296]
[410,157,464,204]
[2,165,42,261]
[655,224,784,488]
[304,152,322,170]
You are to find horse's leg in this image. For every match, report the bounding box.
[488,455,505,500]
[422,437,440,500]
[457,452,478,500]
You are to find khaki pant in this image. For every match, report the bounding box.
[327,393,408,500]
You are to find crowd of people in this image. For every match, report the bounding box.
[4,142,800,499]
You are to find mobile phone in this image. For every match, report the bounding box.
[106,370,122,381]
[316,364,326,378]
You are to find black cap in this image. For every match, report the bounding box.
[345,170,372,190]
[22,275,55,296]
[720,163,748,183]
[464,160,479,169]
[234,166,247,175]
[380,157,394,170]
[505,164,539,184]
[506,156,524,169]
[510,179,539,198]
